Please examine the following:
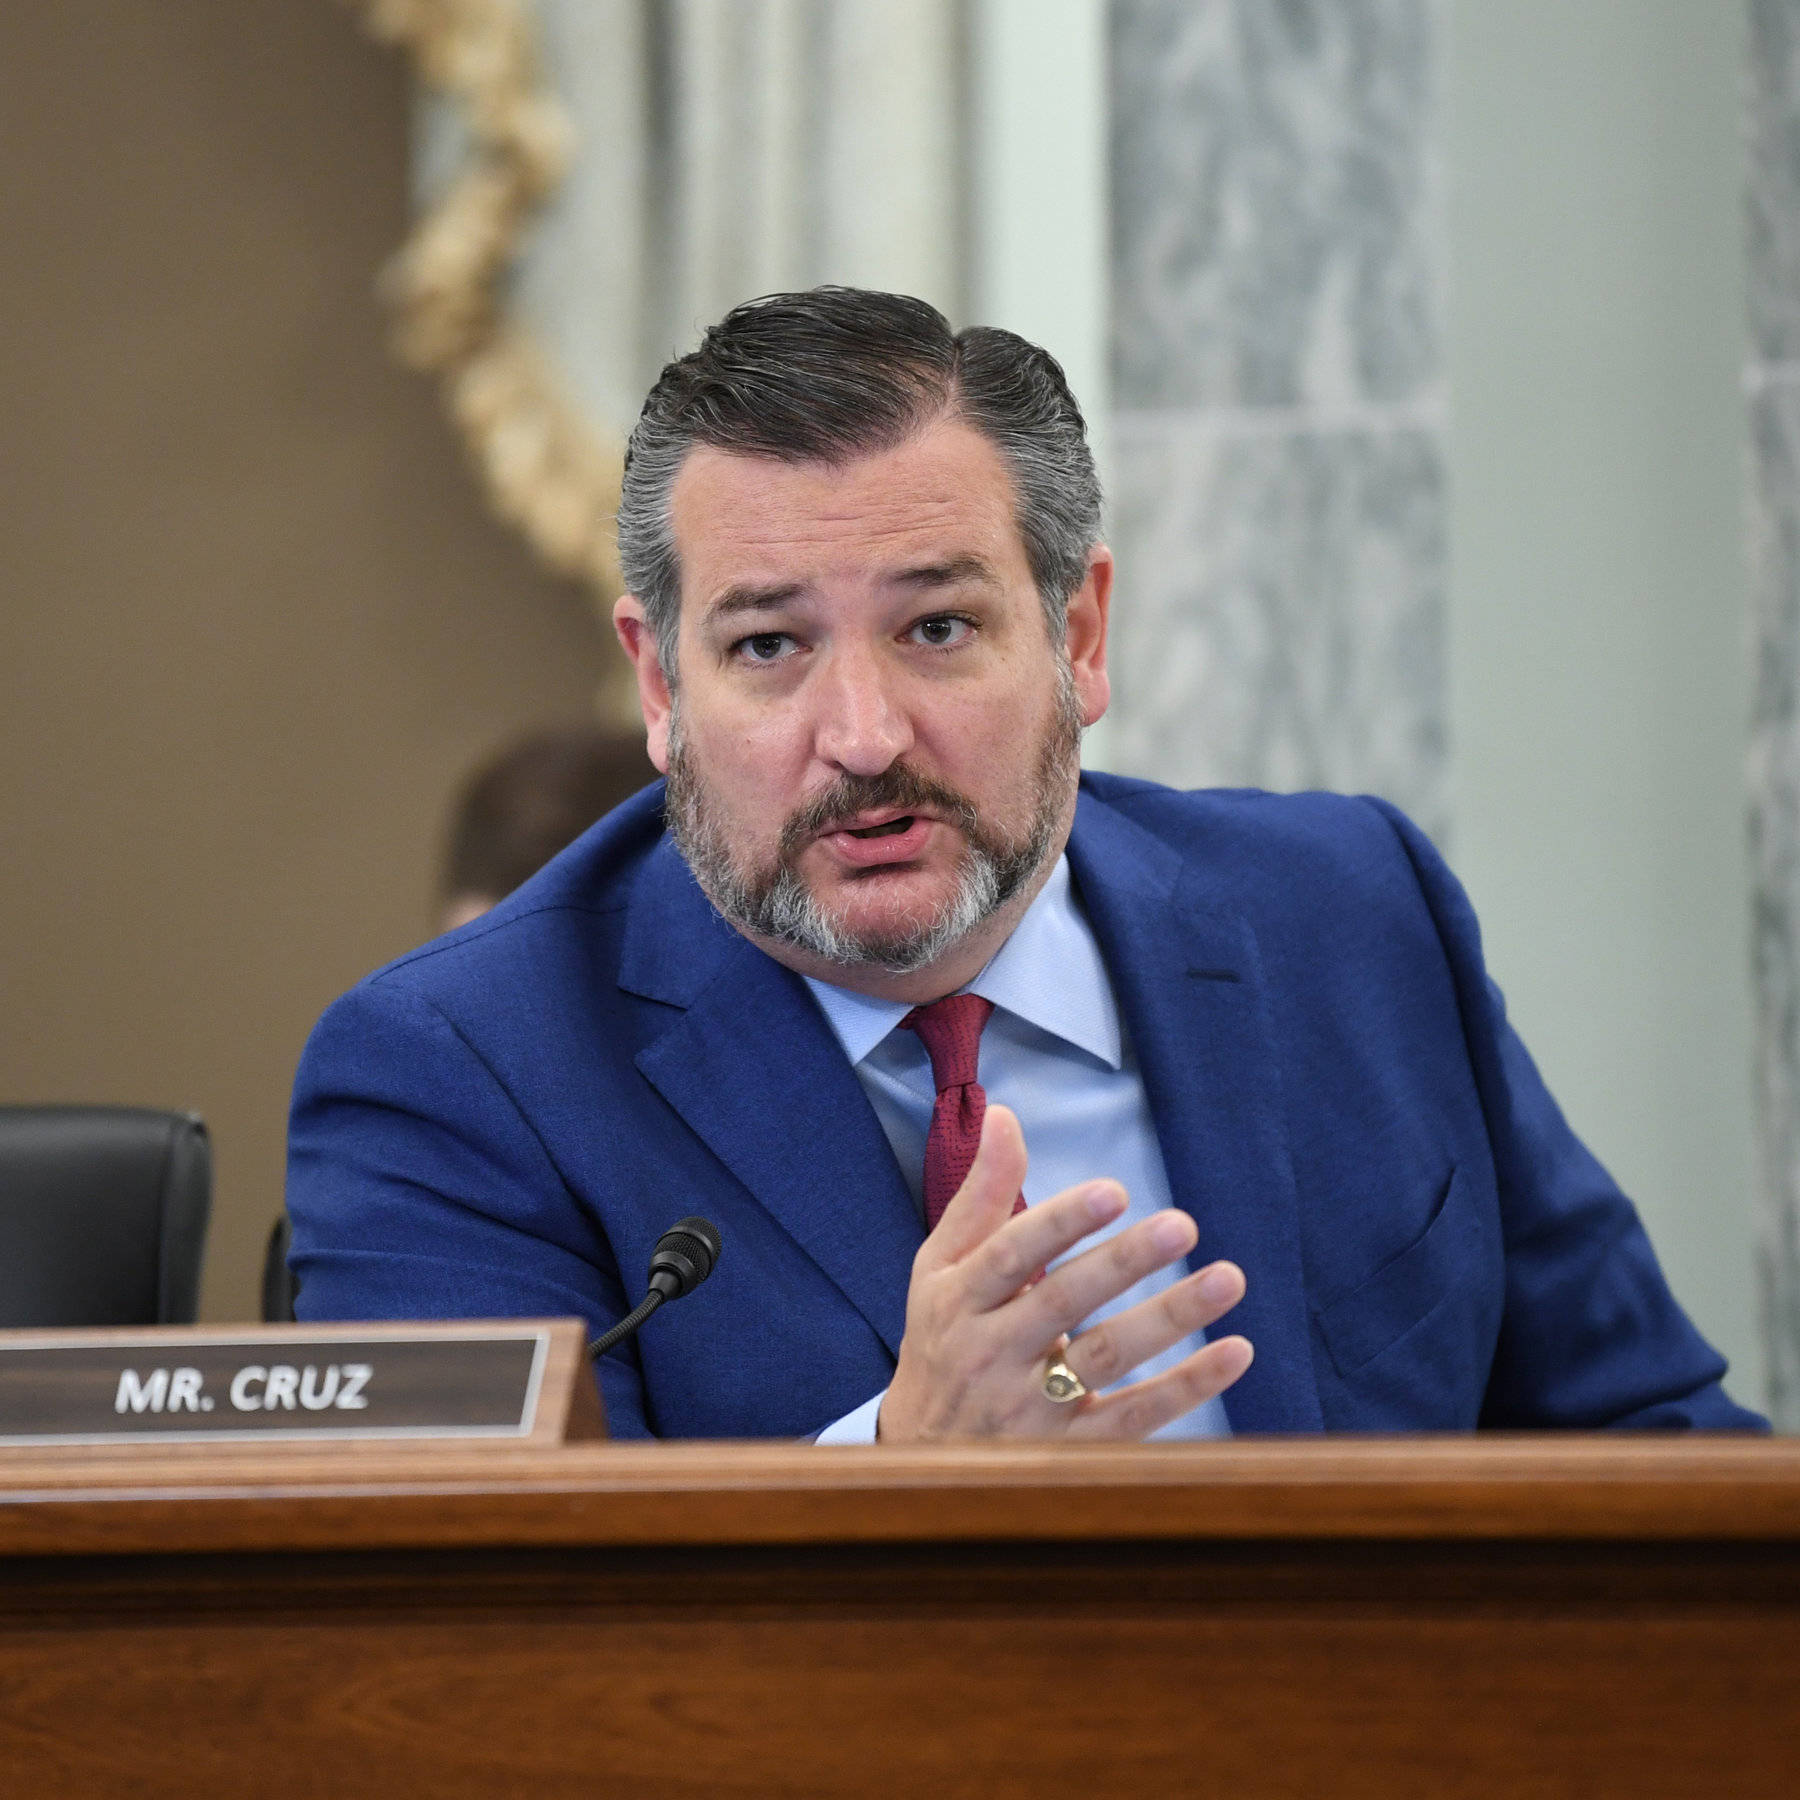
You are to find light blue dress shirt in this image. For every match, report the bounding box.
[807,854,1233,1444]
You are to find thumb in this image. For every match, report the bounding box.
[922,1103,1028,1267]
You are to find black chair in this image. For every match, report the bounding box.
[0,1106,211,1327]
[261,1211,298,1323]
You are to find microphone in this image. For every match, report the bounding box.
[588,1216,722,1360]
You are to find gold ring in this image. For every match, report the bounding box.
[1042,1355,1087,1404]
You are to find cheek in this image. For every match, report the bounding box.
[723,713,810,785]
[924,685,1046,771]
[689,714,811,823]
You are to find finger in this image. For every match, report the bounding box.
[921,1104,1031,1267]
[955,1175,1129,1310]
[1067,1333,1255,1441]
[1012,1206,1201,1338]
[1056,1261,1246,1393]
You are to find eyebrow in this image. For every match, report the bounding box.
[704,582,807,623]
[701,556,997,626]
[891,554,997,592]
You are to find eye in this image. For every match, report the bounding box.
[733,631,797,665]
[908,614,974,649]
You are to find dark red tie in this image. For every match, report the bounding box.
[902,994,1027,1232]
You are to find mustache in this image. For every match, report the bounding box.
[779,763,982,858]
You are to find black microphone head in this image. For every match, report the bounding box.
[668,1215,722,1273]
[646,1216,722,1300]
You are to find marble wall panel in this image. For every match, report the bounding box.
[1111,0,1438,409]
[1750,0,1800,1429]
[1108,421,1446,832]
[1750,0,1800,365]
[1749,317,1800,1422]
[1107,0,1446,841]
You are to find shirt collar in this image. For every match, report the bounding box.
[803,854,1122,1070]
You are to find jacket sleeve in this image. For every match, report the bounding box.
[285,975,655,1437]
[1365,798,1766,1430]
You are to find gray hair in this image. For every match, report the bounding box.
[616,287,1102,678]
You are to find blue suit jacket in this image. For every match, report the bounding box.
[287,774,1762,1436]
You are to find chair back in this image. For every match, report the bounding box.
[261,1212,298,1322]
[0,1106,211,1326]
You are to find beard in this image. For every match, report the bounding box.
[664,663,1085,976]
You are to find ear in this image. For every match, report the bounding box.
[612,595,674,772]
[1064,545,1112,727]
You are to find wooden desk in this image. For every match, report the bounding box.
[2,1437,1796,1797]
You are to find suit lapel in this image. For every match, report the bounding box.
[1068,792,1324,1432]
[619,842,919,1357]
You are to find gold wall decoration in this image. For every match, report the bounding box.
[341,0,627,620]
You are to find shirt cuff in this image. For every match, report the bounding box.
[813,1388,887,1444]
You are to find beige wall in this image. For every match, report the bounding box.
[0,5,610,1320]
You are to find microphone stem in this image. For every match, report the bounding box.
[588,1289,666,1360]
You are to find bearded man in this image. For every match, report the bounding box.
[286,288,1760,1439]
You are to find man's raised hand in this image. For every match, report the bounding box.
[877,1104,1253,1441]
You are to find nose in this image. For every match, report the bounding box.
[811,643,914,777]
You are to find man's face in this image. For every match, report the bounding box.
[615,415,1111,998]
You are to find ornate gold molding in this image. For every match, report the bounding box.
[342,0,626,610]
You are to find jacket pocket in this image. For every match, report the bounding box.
[1312,1164,1476,1378]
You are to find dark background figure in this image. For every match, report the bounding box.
[439,726,660,932]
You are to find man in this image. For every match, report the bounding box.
[288,288,1761,1439]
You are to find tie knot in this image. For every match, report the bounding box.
[902,993,995,1093]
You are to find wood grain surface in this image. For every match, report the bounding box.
[1,1434,1798,1553]
[2,1439,1796,1798]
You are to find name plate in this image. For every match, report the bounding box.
[0,1319,604,1446]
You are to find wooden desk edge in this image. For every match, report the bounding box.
[1,1436,1795,1556]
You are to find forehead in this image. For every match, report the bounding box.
[667,417,1031,611]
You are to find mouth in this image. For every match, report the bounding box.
[816,810,939,869]
[841,813,917,840]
